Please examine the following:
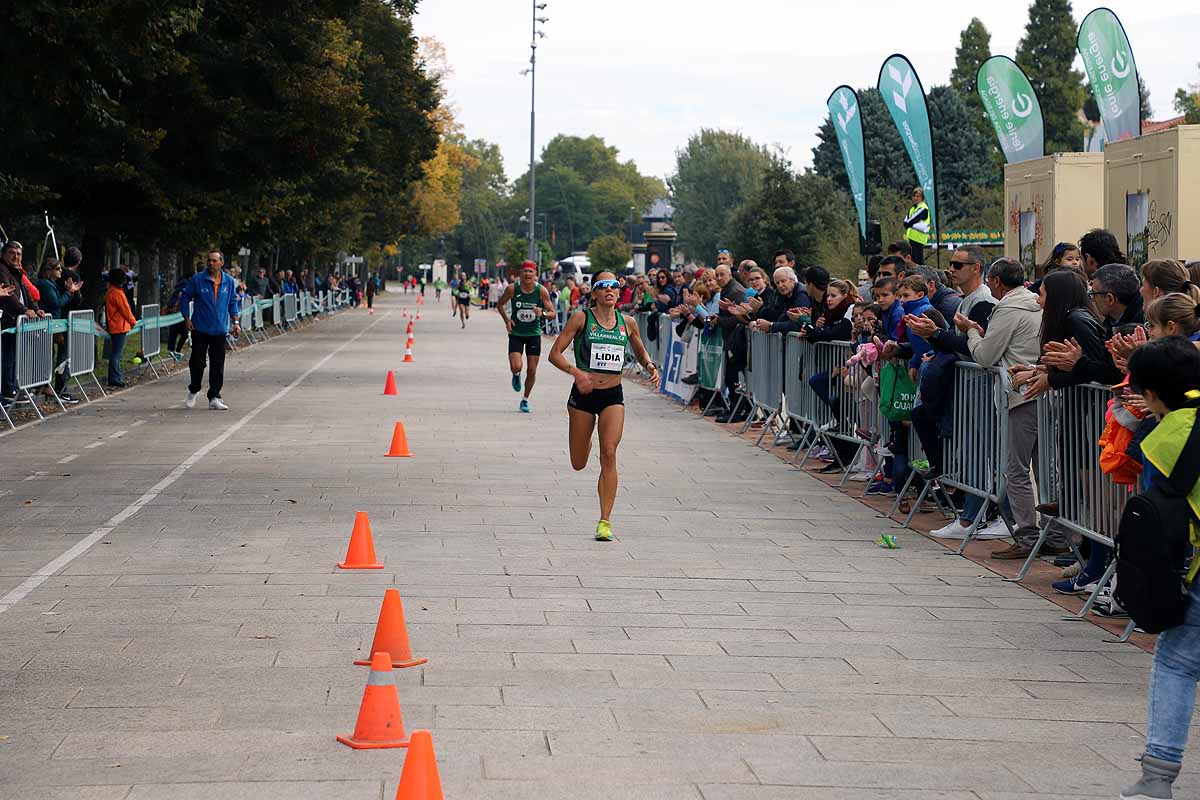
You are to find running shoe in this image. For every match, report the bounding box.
[1052,572,1100,596]
[865,480,894,496]
[519,399,530,413]
[595,520,614,542]
[512,373,522,392]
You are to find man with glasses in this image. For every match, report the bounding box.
[0,241,48,409]
[180,250,240,411]
[1089,263,1144,336]
[716,248,733,268]
[876,256,903,280]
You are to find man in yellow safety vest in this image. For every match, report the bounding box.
[903,187,931,265]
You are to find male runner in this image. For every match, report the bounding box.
[454,275,472,327]
[498,261,556,413]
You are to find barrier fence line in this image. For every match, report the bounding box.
[67,310,105,402]
[2,289,355,429]
[15,316,65,419]
[0,316,12,429]
[741,329,785,445]
[697,327,727,415]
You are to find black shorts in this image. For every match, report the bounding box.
[567,383,624,416]
[508,334,541,357]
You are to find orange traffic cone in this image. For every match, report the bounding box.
[406,320,413,335]
[394,730,443,800]
[339,511,384,569]
[402,337,414,363]
[355,588,427,668]
[336,651,410,750]
[383,370,399,396]
[415,312,421,321]
[386,421,413,458]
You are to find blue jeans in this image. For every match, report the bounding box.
[960,493,985,525]
[1145,579,1200,763]
[108,332,127,385]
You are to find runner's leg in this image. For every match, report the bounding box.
[596,403,625,521]
[568,406,596,471]
[524,355,539,399]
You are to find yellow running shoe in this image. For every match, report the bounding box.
[595,520,614,542]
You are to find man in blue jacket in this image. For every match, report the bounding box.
[180,250,241,410]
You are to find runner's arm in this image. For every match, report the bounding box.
[548,311,586,377]
[623,313,660,382]
[497,285,515,326]
[539,286,556,318]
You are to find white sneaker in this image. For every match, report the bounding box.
[971,521,1011,540]
[185,391,198,409]
[929,520,971,539]
[208,398,228,411]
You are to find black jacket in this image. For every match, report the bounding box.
[1048,308,1123,389]
[715,279,746,334]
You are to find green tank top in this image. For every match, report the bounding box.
[510,285,543,337]
[573,308,629,374]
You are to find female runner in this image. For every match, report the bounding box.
[549,272,660,541]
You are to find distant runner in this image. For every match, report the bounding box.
[454,276,472,328]
[548,271,660,541]
[498,261,556,413]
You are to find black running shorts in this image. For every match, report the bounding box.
[508,334,541,357]
[567,383,624,416]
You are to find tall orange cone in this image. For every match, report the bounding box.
[355,588,427,668]
[386,421,413,458]
[383,370,399,396]
[336,651,410,750]
[402,336,414,363]
[339,511,385,569]
[394,730,443,800]
[406,320,414,335]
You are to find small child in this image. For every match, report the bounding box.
[1122,336,1200,800]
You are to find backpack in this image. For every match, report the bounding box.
[1114,411,1200,634]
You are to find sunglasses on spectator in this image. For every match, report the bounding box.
[948,260,973,270]
[1087,289,1112,297]
[592,279,620,290]
[716,249,730,255]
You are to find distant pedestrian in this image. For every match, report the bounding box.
[180,250,241,411]
[104,269,137,389]
[366,273,376,311]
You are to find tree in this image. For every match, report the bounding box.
[726,160,849,269]
[587,234,631,274]
[951,18,994,145]
[668,129,776,264]
[1176,64,1200,123]
[926,86,999,227]
[1016,0,1086,154]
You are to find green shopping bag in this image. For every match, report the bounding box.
[878,360,916,422]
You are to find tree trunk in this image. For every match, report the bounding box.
[139,249,161,308]
[81,229,108,310]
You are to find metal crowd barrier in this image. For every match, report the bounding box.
[272,295,285,334]
[783,335,819,445]
[740,329,785,445]
[656,315,672,371]
[903,362,1011,553]
[0,316,12,428]
[67,310,105,401]
[16,316,65,418]
[1014,383,1134,619]
[139,304,164,377]
[283,293,298,325]
[807,341,873,482]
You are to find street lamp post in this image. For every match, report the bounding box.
[522,3,548,264]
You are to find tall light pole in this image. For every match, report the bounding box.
[521,3,548,264]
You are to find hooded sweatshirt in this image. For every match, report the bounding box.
[965,285,1042,408]
[900,295,936,370]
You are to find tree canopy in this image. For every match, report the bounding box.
[1016,0,1086,154]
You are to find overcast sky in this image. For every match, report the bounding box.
[413,1,1199,184]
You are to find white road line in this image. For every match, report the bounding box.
[109,430,128,439]
[84,441,104,450]
[0,313,388,615]
[131,420,146,428]
[22,472,48,482]
[57,455,78,464]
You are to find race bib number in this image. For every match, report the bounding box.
[515,308,537,323]
[589,342,625,372]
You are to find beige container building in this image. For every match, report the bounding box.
[1004,153,1105,272]
[1104,124,1200,265]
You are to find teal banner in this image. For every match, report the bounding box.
[1077,8,1141,143]
[976,56,1045,164]
[826,85,868,241]
[697,327,724,391]
[877,54,937,238]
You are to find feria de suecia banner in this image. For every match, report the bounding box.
[826,86,868,243]
[976,55,1045,164]
[1077,7,1142,144]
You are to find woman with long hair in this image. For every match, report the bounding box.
[548,272,660,541]
[1141,259,1192,307]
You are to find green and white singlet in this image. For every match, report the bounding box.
[572,308,629,374]
[510,285,543,337]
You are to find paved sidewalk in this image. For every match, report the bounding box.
[0,293,1184,799]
